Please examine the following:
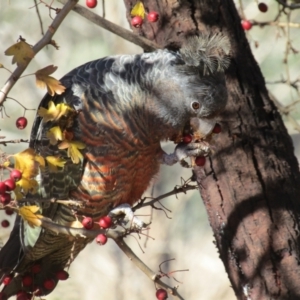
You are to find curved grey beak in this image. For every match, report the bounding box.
[190,117,216,138]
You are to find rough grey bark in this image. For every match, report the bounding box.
[123,0,300,299]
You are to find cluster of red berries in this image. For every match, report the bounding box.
[181,123,221,167]
[86,0,97,8]
[241,2,268,31]
[0,269,69,300]
[131,11,159,28]
[1,169,21,228]
[81,215,113,245]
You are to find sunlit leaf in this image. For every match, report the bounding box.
[16,178,38,195]
[58,140,85,164]
[68,220,83,228]
[47,126,63,145]
[14,148,40,180]
[14,185,24,201]
[131,1,145,18]
[19,205,42,227]
[38,101,72,123]
[4,40,35,66]
[35,65,66,96]
[2,161,10,168]
[35,154,45,169]
[46,156,67,172]
[13,148,43,195]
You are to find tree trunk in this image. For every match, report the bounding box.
[123,0,300,299]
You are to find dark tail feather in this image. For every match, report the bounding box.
[0,215,23,282]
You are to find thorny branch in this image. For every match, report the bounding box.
[0,137,30,145]
[0,0,79,107]
[115,238,184,299]
[18,214,185,299]
[276,0,300,10]
[56,0,160,52]
[133,181,198,211]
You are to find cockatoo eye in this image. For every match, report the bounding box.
[191,101,200,110]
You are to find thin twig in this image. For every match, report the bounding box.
[252,20,300,28]
[56,0,160,52]
[33,0,45,36]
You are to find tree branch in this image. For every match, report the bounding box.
[133,183,198,211]
[0,0,79,106]
[114,238,185,299]
[56,0,161,52]
[276,0,300,10]
[38,215,185,299]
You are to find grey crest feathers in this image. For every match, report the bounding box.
[179,33,231,75]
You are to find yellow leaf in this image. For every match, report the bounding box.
[46,156,66,172]
[14,185,24,201]
[35,154,45,168]
[35,65,66,96]
[47,126,63,145]
[58,140,85,164]
[131,1,145,18]
[36,65,57,76]
[68,220,83,228]
[0,63,3,68]
[5,41,35,66]
[38,101,72,123]
[2,161,10,168]
[19,205,42,227]
[13,148,40,180]
[16,178,38,195]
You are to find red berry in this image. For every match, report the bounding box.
[4,179,16,191]
[10,169,22,182]
[0,292,8,300]
[147,11,159,23]
[241,20,252,31]
[1,220,10,228]
[131,16,143,28]
[22,274,33,287]
[43,278,55,290]
[16,291,28,300]
[31,264,42,274]
[195,156,206,167]
[0,182,7,194]
[86,0,97,8]
[212,123,222,134]
[5,208,14,215]
[16,117,28,130]
[156,288,168,300]
[258,2,268,12]
[96,233,107,245]
[82,216,94,229]
[0,193,11,205]
[182,134,193,144]
[98,215,112,229]
[2,275,13,285]
[55,270,69,281]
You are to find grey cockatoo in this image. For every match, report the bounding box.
[0,33,230,299]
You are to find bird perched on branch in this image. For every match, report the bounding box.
[0,33,230,299]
